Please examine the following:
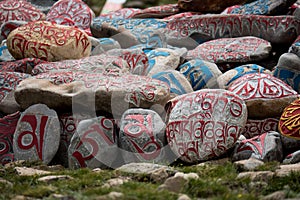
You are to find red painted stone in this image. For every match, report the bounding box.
[0,112,20,165]
[242,118,279,139]
[132,4,180,19]
[0,0,45,27]
[46,0,95,30]
[279,98,300,140]
[0,58,46,74]
[7,21,91,62]
[166,89,247,163]
[100,8,142,19]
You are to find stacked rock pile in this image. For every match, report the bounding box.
[1,0,300,170]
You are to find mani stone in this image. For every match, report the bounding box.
[232,131,283,162]
[13,104,60,164]
[242,118,279,139]
[229,0,297,15]
[68,116,119,169]
[90,37,121,56]
[100,8,142,19]
[228,73,299,119]
[119,109,168,164]
[177,59,222,90]
[14,73,171,118]
[289,35,300,57]
[164,15,300,46]
[7,21,92,62]
[273,53,300,93]
[283,150,300,164]
[186,36,272,64]
[0,111,20,165]
[152,70,193,98]
[166,89,248,164]
[46,0,95,31]
[177,0,256,13]
[217,64,271,89]
[279,98,300,140]
[0,72,31,114]
[0,0,45,27]
[132,4,180,19]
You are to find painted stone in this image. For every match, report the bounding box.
[15,73,171,118]
[229,0,297,15]
[165,15,300,46]
[163,12,197,21]
[0,0,45,27]
[25,0,57,14]
[0,20,27,42]
[91,18,167,49]
[242,118,279,139]
[177,0,255,13]
[0,40,15,62]
[283,150,300,164]
[278,98,300,140]
[217,64,271,89]
[52,114,84,167]
[7,21,92,62]
[152,70,193,97]
[13,104,60,164]
[132,4,180,19]
[119,109,167,164]
[228,73,299,119]
[187,37,272,64]
[177,59,222,90]
[68,116,118,169]
[46,0,95,30]
[100,8,142,19]
[232,131,283,162]
[146,48,183,76]
[273,53,300,93]
[0,58,45,74]
[90,37,121,56]
[0,112,20,165]
[166,89,248,163]
[289,35,300,57]
[106,48,149,76]
[31,54,129,76]
[0,72,31,114]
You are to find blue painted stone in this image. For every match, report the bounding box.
[229,0,297,15]
[177,59,222,90]
[217,64,271,89]
[152,70,193,96]
[273,53,300,93]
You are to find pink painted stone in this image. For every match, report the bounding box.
[132,4,180,19]
[166,89,248,163]
[13,104,60,164]
[187,36,271,63]
[242,118,279,139]
[100,8,142,19]
[0,0,45,27]
[46,0,95,30]
[163,12,198,21]
[0,111,20,165]
[7,21,92,62]
[228,73,299,119]
[68,116,118,169]
[0,58,46,74]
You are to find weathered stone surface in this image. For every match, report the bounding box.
[38,175,73,183]
[187,37,271,64]
[68,116,119,169]
[232,131,283,162]
[0,72,31,114]
[275,163,300,177]
[234,157,265,171]
[280,135,300,156]
[31,54,129,76]
[217,64,271,89]
[13,104,60,164]
[102,177,130,188]
[46,0,95,30]
[166,89,247,163]
[116,162,175,175]
[14,166,51,176]
[228,73,299,119]
[90,37,121,56]
[178,59,222,90]
[279,98,300,140]
[262,191,286,200]
[236,171,274,181]
[273,53,300,93]
[15,73,171,117]
[152,70,193,97]
[132,4,180,19]
[177,0,255,13]
[0,0,45,27]
[289,35,300,57]
[165,15,300,46]
[119,108,168,164]
[283,150,300,164]
[0,112,20,165]
[242,118,279,139]
[229,0,297,15]
[7,21,92,62]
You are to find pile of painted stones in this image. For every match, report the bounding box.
[1,0,300,169]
